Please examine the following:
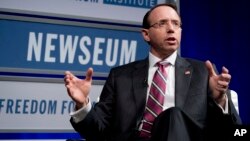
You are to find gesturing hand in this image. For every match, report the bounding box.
[64,68,93,109]
[206,60,231,107]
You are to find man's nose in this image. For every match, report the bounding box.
[166,24,175,33]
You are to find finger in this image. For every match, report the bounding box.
[219,66,231,82]
[64,76,72,87]
[216,85,228,93]
[85,67,93,82]
[222,66,229,74]
[215,87,228,94]
[214,81,228,94]
[218,80,229,89]
[220,73,231,82]
[64,71,73,81]
[65,71,71,75]
[205,60,217,77]
[64,71,77,87]
[64,71,72,84]
[64,72,70,80]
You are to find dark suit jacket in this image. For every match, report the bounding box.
[71,55,241,141]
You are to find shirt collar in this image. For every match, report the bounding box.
[149,50,177,67]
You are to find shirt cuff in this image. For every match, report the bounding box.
[70,99,92,123]
[216,94,229,114]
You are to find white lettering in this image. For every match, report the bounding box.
[119,40,137,65]
[44,33,58,62]
[234,129,241,136]
[105,0,155,7]
[27,32,43,61]
[78,36,91,65]
[241,129,247,136]
[234,129,248,136]
[59,35,79,64]
[106,38,118,66]
[27,32,139,67]
[93,37,105,65]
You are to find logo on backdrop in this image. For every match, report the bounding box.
[73,0,157,8]
[103,0,157,8]
[0,20,148,81]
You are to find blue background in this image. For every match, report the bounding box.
[180,0,250,125]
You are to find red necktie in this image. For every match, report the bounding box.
[140,62,168,138]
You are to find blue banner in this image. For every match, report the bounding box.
[0,20,149,77]
[103,0,157,8]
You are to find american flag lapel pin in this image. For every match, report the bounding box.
[185,70,191,75]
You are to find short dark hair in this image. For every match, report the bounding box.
[142,3,180,29]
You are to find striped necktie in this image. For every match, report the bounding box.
[140,62,169,139]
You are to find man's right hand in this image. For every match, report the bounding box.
[64,68,93,109]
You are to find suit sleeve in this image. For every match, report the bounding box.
[70,68,116,141]
[206,89,242,140]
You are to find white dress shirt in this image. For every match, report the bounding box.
[147,51,177,110]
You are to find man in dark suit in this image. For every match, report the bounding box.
[64,3,241,141]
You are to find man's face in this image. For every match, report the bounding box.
[142,6,182,59]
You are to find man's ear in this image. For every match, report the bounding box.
[141,29,150,42]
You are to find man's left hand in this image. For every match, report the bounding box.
[206,60,231,108]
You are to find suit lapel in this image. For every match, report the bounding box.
[175,56,193,108]
[132,58,149,124]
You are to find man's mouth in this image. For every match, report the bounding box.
[165,37,177,45]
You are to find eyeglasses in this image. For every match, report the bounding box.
[149,19,182,29]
